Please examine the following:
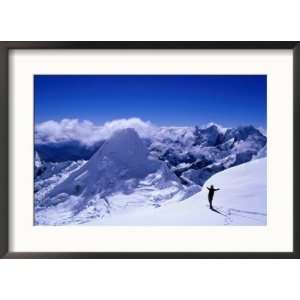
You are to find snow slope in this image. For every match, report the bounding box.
[89,157,267,225]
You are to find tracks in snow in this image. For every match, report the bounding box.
[208,205,267,225]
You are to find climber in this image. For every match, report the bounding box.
[206,185,220,209]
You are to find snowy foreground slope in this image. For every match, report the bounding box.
[89,157,267,226]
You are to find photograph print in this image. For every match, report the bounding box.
[34,75,267,226]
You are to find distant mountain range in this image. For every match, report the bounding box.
[35,123,266,186]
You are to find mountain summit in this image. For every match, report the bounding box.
[88,128,157,178]
[37,128,189,222]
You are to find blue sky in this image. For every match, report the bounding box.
[34,75,266,128]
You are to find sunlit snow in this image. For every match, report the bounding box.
[34,124,266,226]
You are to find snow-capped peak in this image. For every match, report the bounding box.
[40,128,183,207]
[201,122,228,134]
[35,128,198,225]
[90,128,149,169]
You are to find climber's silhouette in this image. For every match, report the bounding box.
[207,185,220,209]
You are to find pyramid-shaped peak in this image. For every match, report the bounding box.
[43,128,166,203]
[109,127,141,142]
[91,127,148,166]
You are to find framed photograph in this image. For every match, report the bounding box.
[0,42,299,258]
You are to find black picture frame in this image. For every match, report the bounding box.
[0,41,299,259]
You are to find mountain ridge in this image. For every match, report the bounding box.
[35,123,266,188]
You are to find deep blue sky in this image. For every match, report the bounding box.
[34,75,266,128]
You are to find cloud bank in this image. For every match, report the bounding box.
[35,118,157,145]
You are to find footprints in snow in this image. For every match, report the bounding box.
[207,205,266,225]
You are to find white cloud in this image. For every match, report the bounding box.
[35,118,157,145]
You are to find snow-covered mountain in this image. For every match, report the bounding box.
[89,157,267,226]
[150,124,266,186]
[34,120,266,225]
[35,128,197,225]
[35,122,266,187]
